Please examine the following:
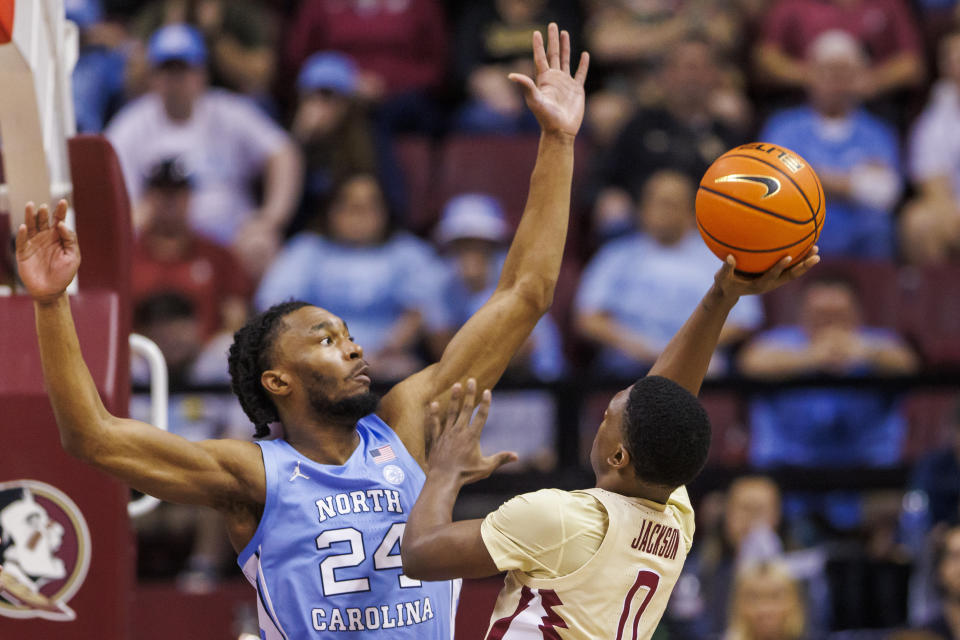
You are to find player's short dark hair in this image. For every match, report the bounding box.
[622,376,712,488]
[228,301,312,438]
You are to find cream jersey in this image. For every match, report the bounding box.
[480,487,694,640]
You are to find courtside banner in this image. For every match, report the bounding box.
[0,0,13,45]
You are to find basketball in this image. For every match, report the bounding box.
[695,142,824,274]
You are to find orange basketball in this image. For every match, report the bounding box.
[696,142,824,274]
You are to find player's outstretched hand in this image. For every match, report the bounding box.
[425,379,517,484]
[509,22,589,138]
[715,247,821,299]
[15,200,81,304]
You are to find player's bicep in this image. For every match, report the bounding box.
[77,417,264,508]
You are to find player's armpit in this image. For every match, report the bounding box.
[68,417,265,510]
[401,519,500,581]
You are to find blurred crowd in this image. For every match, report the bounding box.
[49,0,960,636]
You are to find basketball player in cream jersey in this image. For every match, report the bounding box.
[402,250,820,640]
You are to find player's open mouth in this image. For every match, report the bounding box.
[350,364,371,384]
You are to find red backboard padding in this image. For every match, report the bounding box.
[0,136,134,638]
[0,0,13,45]
[0,295,133,639]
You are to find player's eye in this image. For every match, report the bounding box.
[348,336,356,343]
[320,336,333,345]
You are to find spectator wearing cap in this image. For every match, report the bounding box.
[67,0,129,133]
[130,0,277,99]
[575,170,763,379]
[106,23,302,279]
[427,193,566,469]
[288,52,401,237]
[255,171,444,382]
[283,0,448,134]
[132,158,252,345]
[759,30,902,259]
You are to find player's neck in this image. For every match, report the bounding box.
[596,474,673,504]
[282,417,361,466]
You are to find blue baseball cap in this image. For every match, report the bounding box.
[298,52,358,95]
[147,24,207,68]
[64,0,103,29]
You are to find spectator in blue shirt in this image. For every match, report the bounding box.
[738,276,918,469]
[426,194,566,470]
[759,30,902,259]
[67,0,129,133]
[575,169,764,379]
[255,171,443,381]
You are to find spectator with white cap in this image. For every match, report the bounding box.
[106,23,302,279]
[428,194,566,470]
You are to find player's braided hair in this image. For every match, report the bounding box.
[228,301,311,438]
[622,375,712,488]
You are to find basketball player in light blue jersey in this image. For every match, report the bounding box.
[16,23,588,639]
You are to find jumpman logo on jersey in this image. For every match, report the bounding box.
[289,461,310,482]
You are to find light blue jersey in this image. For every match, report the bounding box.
[238,415,459,638]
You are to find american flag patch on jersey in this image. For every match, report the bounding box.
[370,445,397,465]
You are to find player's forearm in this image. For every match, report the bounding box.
[496,132,574,310]
[649,284,738,395]
[34,294,114,455]
[261,143,303,227]
[403,471,461,576]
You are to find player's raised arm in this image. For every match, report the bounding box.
[16,201,264,510]
[379,23,589,461]
[649,250,821,395]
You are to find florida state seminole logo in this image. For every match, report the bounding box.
[0,480,91,621]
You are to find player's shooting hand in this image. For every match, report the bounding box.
[714,247,821,300]
[425,379,517,485]
[15,200,81,305]
[509,23,589,138]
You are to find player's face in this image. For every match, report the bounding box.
[589,388,630,476]
[272,307,375,413]
[939,529,960,598]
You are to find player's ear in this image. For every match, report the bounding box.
[607,443,631,471]
[261,369,292,397]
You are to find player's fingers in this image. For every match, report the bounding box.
[457,378,478,429]
[560,29,570,73]
[760,255,792,286]
[24,202,37,236]
[15,224,27,256]
[446,383,462,427]
[486,451,519,472]
[787,251,821,280]
[532,30,548,75]
[547,23,560,69]
[36,203,50,231]
[574,51,590,85]
[54,199,69,224]
[471,389,492,432]
[508,73,538,100]
[56,221,79,251]
[426,401,443,445]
